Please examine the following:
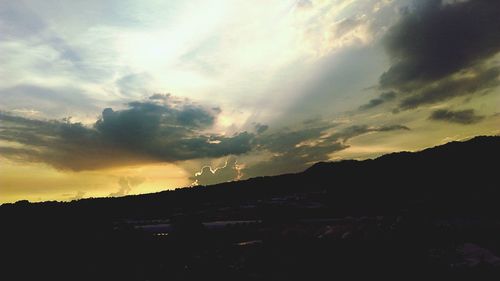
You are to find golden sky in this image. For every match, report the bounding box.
[1,0,499,203]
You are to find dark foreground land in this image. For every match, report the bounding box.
[1,136,500,280]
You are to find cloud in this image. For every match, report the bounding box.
[191,157,242,186]
[380,0,500,89]
[255,125,332,153]
[326,124,410,142]
[287,44,385,120]
[398,65,500,110]
[93,98,254,162]
[359,91,396,110]
[242,123,410,178]
[243,141,348,178]
[362,0,500,111]
[0,1,47,39]
[115,73,153,97]
[109,176,145,197]
[0,114,139,170]
[296,0,313,10]
[0,95,255,171]
[254,123,269,134]
[0,84,101,119]
[429,108,485,124]
[333,16,366,40]
[68,191,86,201]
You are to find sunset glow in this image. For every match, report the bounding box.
[1,0,499,203]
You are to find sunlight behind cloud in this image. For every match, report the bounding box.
[1,0,498,203]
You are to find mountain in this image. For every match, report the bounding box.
[303,135,499,215]
[1,135,499,219]
[1,136,499,280]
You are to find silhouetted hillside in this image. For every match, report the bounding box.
[1,136,499,280]
[304,135,499,215]
[1,135,499,219]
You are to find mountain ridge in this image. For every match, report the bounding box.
[2,135,499,280]
[1,135,498,219]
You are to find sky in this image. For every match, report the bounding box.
[0,0,499,203]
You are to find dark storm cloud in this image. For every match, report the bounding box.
[325,124,410,142]
[376,124,410,132]
[429,108,485,124]
[361,0,500,111]
[0,95,254,171]
[398,66,500,110]
[359,91,396,110]
[381,0,500,89]
[173,132,254,159]
[0,113,150,171]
